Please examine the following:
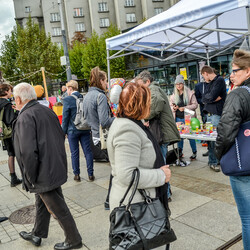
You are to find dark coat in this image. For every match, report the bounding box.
[194,82,206,118]
[61,91,90,135]
[13,100,67,193]
[202,75,227,116]
[215,78,250,160]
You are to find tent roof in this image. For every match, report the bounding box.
[106,0,250,62]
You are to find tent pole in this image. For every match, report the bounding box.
[107,49,111,92]
[246,6,250,46]
[206,46,210,66]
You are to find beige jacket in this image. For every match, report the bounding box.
[107,118,166,211]
[169,87,198,119]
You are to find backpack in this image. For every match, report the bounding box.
[71,94,90,130]
[0,107,12,140]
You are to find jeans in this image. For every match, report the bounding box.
[230,176,250,250]
[160,143,171,198]
[68,131,94,177]
[176,117,197,153]
[206,114,220,165]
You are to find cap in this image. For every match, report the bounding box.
[175,75,185,84]
[34,85,44,98]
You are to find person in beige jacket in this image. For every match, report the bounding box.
[169,75,198,160]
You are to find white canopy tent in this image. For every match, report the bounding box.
[106,0,250,82]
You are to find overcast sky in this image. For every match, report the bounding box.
[0,1,16,49]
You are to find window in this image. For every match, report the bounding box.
[50,13,60,22]
[25,6,31,13]
[126,13,136,23]
[125,0,135,6]
[74,8,83,17]
[100,18,110,27]
[52,27,62,36]
[98,2,108,12]
[154,8,163,15]
[152,0,164,2]
[76,23,85,32]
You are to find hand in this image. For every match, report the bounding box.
[144,121,149,127]
[215,96,222,102]
[12,105,16,110]
[179,107,185,112]
[160,165,171,183]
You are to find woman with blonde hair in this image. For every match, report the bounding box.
[215,49,250,249]
[170,75,198,160]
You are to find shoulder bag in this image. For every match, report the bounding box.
[109,168,176,250]
[220,86,250,176]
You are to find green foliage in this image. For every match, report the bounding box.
[0,26,20,81]
[81,24,133,80]
[69,41,85,79]
[0,17,61,84]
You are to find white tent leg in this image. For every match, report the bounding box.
[107,49,111,92]
[246,6,250,46]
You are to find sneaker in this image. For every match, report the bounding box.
[210,164,220,172]
[73,175,81,182]
[202,151,209,157]
[190,152,197,160]
[104,201,110,210]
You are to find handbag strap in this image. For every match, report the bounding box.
[235,86,250,168]
[119,168,139,207]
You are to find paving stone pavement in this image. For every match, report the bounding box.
[0,140,243,250]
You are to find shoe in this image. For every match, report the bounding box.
[10,173,22,187]
[54,241,82,250]
[168,197,172,202]
[104,201,110,210]
[88,175,95,182]
[19,231,41,246]
[202,143,208,147]
[210,164,220,172]
[202,151,209,157]
[73,175,81,182]
[190,152,197,160]
[0,217,8,223]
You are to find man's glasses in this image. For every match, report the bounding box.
[231,68,242,75]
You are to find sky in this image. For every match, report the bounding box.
[0,0,16,49]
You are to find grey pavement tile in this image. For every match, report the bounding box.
[170,220,225,250]
[0,174,9,188]
[63,181,108,209]
[169,186,212,219]
[175,200,241,242]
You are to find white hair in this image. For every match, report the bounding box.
[13,82,37,102]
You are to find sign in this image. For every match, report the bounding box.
[180,68,187,80]
[60,56,67,66]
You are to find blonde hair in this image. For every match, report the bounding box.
[66,80,78,91]
[174,85,189,106]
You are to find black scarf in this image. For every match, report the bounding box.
[129,119,170,211]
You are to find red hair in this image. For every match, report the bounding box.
[118,82,151,120]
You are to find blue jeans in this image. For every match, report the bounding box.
[206,114,220,165]
[160,143,171,198]
[176,117,197,153]
[230,176,250,250]
[68,131,94,177]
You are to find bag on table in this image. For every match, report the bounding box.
[220,86,250,176]
[109,168,176,250]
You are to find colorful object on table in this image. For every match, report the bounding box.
[190,118,200,131]
[185,114,191,125]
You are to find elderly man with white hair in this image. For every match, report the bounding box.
[13,83,82,250]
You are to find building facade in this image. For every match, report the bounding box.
[13,0,179,45]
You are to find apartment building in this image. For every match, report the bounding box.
[13,0,179,45]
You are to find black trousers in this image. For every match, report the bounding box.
[32,187,82,244]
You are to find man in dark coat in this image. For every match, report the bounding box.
[13,82,82,250]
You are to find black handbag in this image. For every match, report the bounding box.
[109,168,177,250]
[149,117,164,145]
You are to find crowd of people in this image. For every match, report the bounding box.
[0,48,249,249]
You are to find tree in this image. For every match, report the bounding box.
[81,24,133,80]
[0,26,20,82]
[70,31,87,48]
[16,17,61,84]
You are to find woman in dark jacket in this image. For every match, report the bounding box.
[0,83,22,187]
[215,49,250,249]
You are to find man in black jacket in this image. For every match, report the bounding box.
[201,66,227,172]
[13,83,82,250]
